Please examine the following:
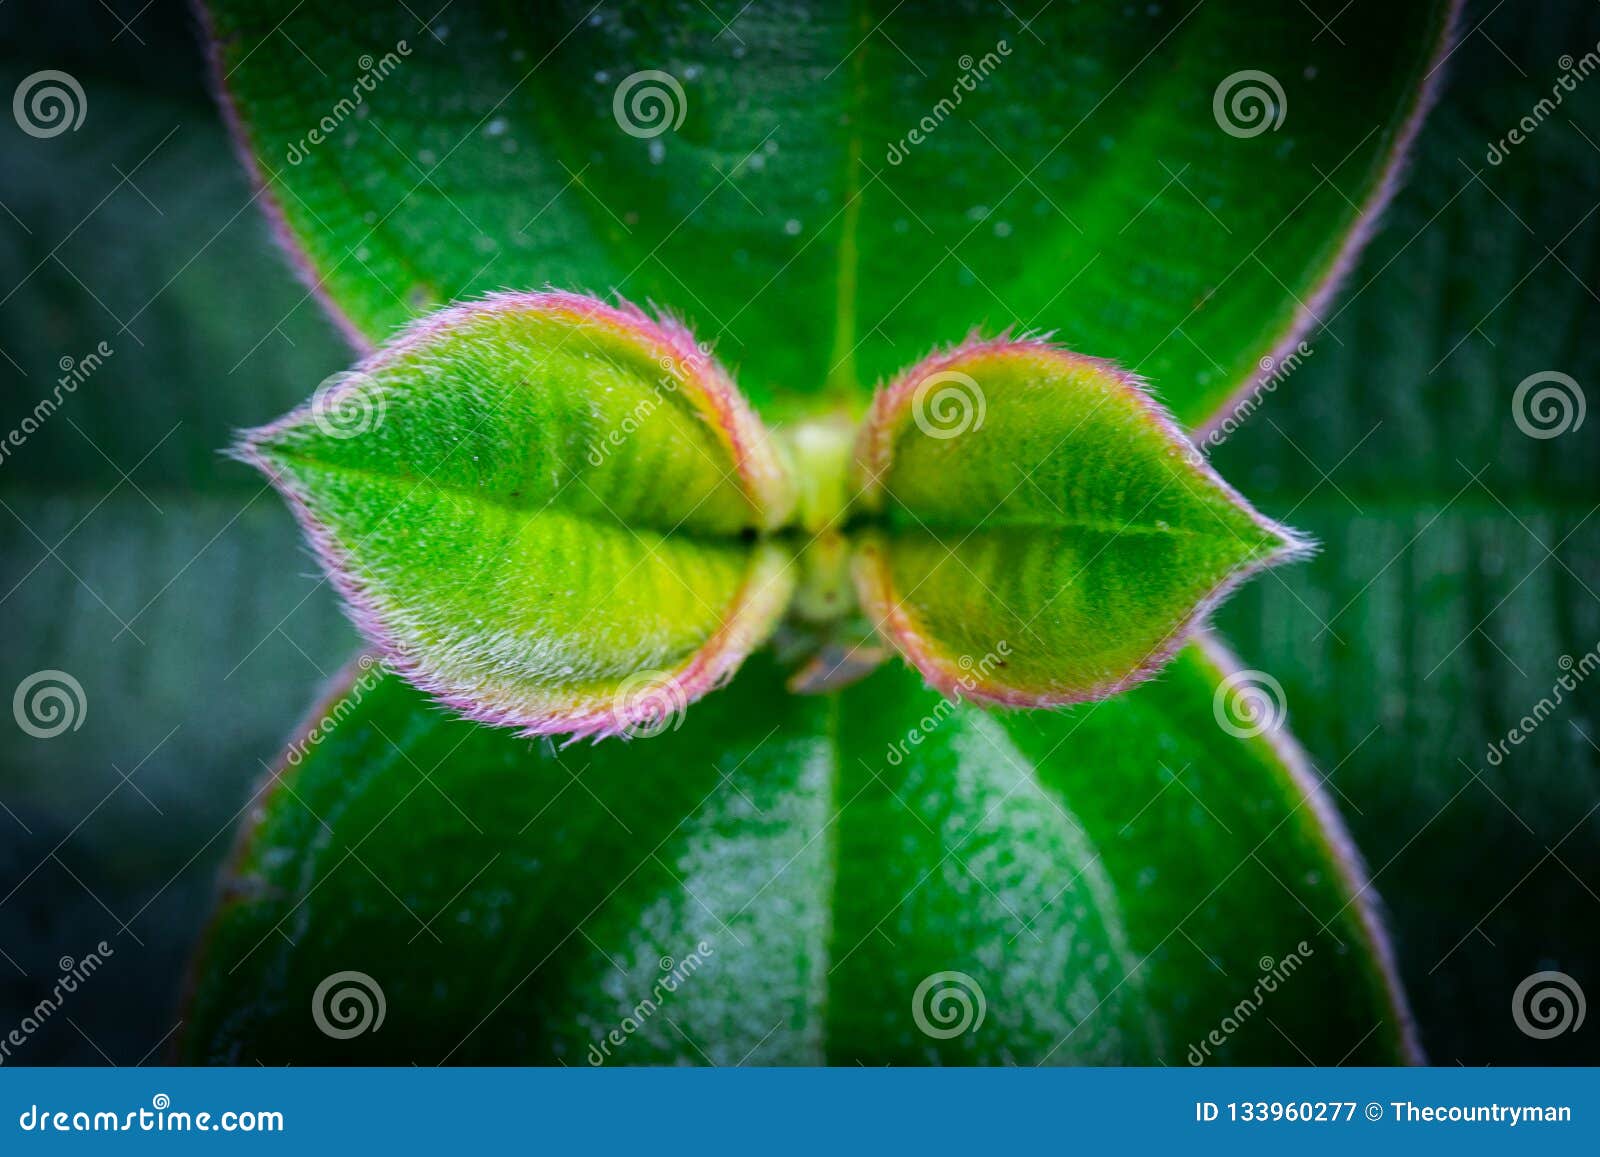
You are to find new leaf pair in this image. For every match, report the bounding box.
[240,290,1308,739]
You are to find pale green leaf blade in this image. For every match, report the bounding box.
[239,292,796,738]
[853,339,1309,704]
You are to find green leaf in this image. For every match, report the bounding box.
[1208,2,1600,1064]
[181,643,1414,1065]
[237,292,796,738]
[199,0,1454,421]
[853,339,1308,704]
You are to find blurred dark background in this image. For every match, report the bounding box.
[1,0,1596,1065]
[0,0,358,1065]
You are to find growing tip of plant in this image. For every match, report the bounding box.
[232,287,1312,739]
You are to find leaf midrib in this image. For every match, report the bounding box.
[265,444,765,542]
[884,510,1278,548]
[821,0,870,402]
[266,441,1284,561]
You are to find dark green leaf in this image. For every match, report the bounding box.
[181,642,1414,1065]
[1209,3,1600,1064]
[200,0,1453,422]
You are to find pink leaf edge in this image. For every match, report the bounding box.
[1193,0,1464,443]
[1192,631,1426,1064]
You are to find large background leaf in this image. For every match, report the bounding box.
[183,647,1412,1065]
[202,0,1450,420]
[2,0,1592,1067]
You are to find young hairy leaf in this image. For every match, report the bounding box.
[245,298,1302,728]
[181,643,1415,1065]
[237,292,796,739]
[854,339,1309,705]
